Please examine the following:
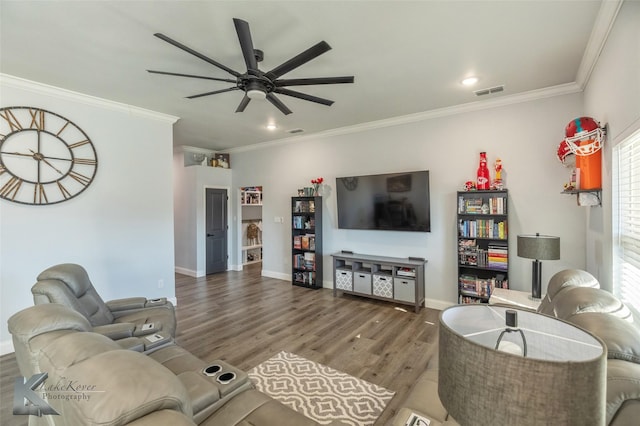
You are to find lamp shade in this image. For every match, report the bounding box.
[438,305,606,426]
[517,234,560,260]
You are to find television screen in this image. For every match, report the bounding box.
[336,170,431,232]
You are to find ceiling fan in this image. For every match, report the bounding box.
[148,18,354,115]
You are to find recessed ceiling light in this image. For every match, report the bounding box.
[462,77,479,86]
[266,123,277,131]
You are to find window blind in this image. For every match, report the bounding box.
[614,129,640,317]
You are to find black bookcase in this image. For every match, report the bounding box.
[291,196,323,289]
[457,190,509,303]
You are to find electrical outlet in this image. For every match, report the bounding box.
[158,279,164,289]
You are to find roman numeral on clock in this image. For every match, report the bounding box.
[34,183,48,204]
[29,109,45,131]
[57,181,72,199]
[69,171,91,186]
[69,140,91,149]
[0,109,23,132]
[0,176,22,200]
[73,158,97,165]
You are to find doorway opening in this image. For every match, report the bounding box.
[240,186,263,268]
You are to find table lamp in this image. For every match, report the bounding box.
[438,305,606,426]
[517,233,560,299]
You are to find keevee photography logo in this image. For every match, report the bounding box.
[13,372,103,417]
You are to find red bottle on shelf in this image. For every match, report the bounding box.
[477,152,490,190]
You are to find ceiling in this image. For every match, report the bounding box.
[0,1,612,151]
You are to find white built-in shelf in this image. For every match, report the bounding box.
[242,244,262,250]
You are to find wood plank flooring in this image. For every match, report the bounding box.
[0,264,440,425]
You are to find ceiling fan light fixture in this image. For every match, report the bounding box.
[247,88,266,100]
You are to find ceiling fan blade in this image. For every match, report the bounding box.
[265,41,331,80]
[147,70,237,83]
[266,93,292,115]
[154,33,241,77]
[233,18,258,71]
[274,88,334,106]
[275,76,354,87]
[236,95,251,112]
[186,87,239,99]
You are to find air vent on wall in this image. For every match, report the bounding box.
[288,128,305,134]
[474,85,505,96]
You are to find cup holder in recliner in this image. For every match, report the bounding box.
[216,372,236,385]
[203,364,222,377]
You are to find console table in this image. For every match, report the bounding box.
[489,288,542,310]
[331,252,427,312]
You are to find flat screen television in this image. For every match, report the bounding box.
[336,170,431,232]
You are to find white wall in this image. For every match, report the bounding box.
[173,150,233,276]
[583,0,640,292]
[0,75,177,353]
[230,92,587,307]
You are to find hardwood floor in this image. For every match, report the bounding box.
[0,263,440,425]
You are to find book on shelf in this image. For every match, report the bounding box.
[458,219,507,239]
[293,252,316,270]
[459,274,509,298]
[301,236,309,250]
[293,235,302,249]
[293,216,304,229]
[458,195,506,215]
[487,244,508,270]
[396,267,416,277]
[304,252,315,269]
[294,271,315,285]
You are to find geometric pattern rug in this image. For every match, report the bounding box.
[248,351,395,425]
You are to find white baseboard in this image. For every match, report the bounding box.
[175,266,197,277]
[425,298,454,311]
[261,269,290,281]
[1,339,14,356]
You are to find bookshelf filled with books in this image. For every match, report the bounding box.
[291,196,322,289]
[457,190,509,304]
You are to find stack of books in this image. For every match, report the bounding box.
[487,244,508,270]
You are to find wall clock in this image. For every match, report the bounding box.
[0,106,98,205]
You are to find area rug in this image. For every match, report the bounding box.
[248,351,395,425]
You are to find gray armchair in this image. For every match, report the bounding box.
[31,263,176,340]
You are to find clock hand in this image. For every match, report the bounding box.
[3,151,33,158]
[28,149,63,175]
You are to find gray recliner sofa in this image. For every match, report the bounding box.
[31,263,176,340]
[8,303,320,426]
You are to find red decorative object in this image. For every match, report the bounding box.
[311,177,324,195]
[563,117,605,190]
[492,158,504,190]
[476,152,490,190]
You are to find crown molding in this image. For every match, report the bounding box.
[575,0,624,89]
[0,73,179,124]
[229,82,582,154]
[174,145,216,155]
